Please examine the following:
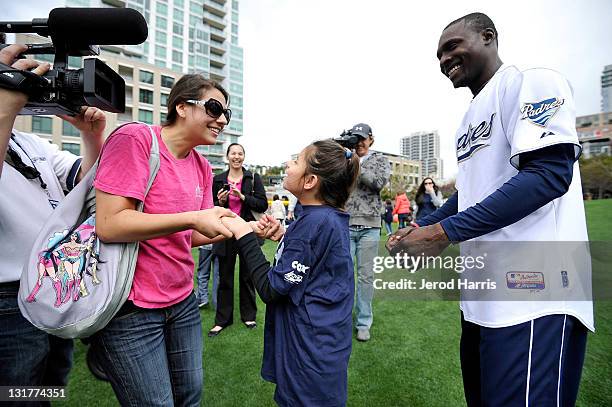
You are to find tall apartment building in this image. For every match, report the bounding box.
[576,111,612,158]
[602,64,612,113]
[400,131,443,181]
[13,0,243,171]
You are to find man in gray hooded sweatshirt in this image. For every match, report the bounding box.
[345,123,390,341]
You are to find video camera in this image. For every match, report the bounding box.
[0,8,148,115]
[333,129,361,149]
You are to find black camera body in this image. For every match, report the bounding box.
[333,129,360,149]
[0,55,125,115]
[0,8,148,115]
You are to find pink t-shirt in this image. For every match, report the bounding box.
[228,179,243,215]
[94,123,214,308]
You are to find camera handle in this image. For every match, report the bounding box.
[0,61,51,95]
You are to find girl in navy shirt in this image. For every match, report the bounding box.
[221,139,360,406]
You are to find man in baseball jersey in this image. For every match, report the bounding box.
[387,12,593,406]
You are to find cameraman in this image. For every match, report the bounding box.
[0,38,106,392]
[344,123,390,342]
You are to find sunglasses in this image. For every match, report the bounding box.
[5,145,41,180]
[186,99,232,123]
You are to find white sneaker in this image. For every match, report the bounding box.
[356,328,370,342]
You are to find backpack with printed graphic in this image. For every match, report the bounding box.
[18,123,160,339]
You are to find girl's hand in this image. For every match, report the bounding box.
[257,215,285,241]
[229,184,244,200]
[193,207,236,238]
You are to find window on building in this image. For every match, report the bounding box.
[160,112,167,124]
[232,24,238,35]
[62,143,80,155]
[139,89,154,104]
[232,0,239,11]
[172,51,182,63]
[173,36,183,49]
[156,16,167,28]
[138,109,153,124]
[155,59,167,68]
[160,93,169,107]
[62,121,80,137]
[189,15,200,26]
[31,116,53,134]
[156,30,167,44]
[173,22,183,36]
[190,1,202,14]
[155,46,167,59]
[161,75,174,88]
[156,2,168,15]
[174,8,184,21]
[139,70,154,84]
[175,0,184,7]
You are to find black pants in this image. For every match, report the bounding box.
[214,238,257,326]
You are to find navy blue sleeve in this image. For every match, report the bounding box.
[66,158,82,191]
[440,143,576,242]
[416,192,458,227]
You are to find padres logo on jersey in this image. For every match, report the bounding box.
[520,97,564,127]
[456,112,496,162]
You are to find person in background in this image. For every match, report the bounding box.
[344,123,390,342]
[270,194,286,225]
[195,244,219,309]
[413,177,444,221]
[383,199,394,235]
[392,190,412,229]
[209,143,268,336]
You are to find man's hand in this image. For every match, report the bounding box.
[389,223,450,259]
[0,45,51,116]
[386,226,417,254]
[59,106,106,139]
[193,207,236,239]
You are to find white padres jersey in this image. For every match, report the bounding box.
[455,64,594,331]
[0,130,79,283]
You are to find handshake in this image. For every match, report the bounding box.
[194,207,284,242]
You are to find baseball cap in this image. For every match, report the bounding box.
[351,123,373,139]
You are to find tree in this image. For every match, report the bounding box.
[580,156,612,199]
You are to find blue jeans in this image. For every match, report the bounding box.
[384,221,393,235]
[91,293,203,407]
[0,282,73,406]
[349,227,380,330]
[196,246,219,308]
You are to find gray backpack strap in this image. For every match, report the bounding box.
[139,124,160,209]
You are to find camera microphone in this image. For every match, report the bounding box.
[0,8,148,46]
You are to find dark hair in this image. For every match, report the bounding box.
[226,142,244,156]
[385,199,392,205]
[445,12,498,45]
[303,140,360,209]
[273,194,279,200]
[0,33,6,45]
[415,177,439,205]
[163,74,229,126]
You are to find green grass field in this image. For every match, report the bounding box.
[59,200,612,406]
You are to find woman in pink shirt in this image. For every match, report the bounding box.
[209,143,268,336]
[91,75,236,405]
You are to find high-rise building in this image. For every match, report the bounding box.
[576,111,612,158]
[400,131,443,181]
[13,0,243,170]
[602,64,612,113]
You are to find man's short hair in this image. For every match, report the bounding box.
[445,12,498,45]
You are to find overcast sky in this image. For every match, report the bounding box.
[2,0,611,180]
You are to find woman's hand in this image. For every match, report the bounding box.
[425,184,435,194]
[217,188,230,205]
[229,183,245,201]
[193,207,236,238]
